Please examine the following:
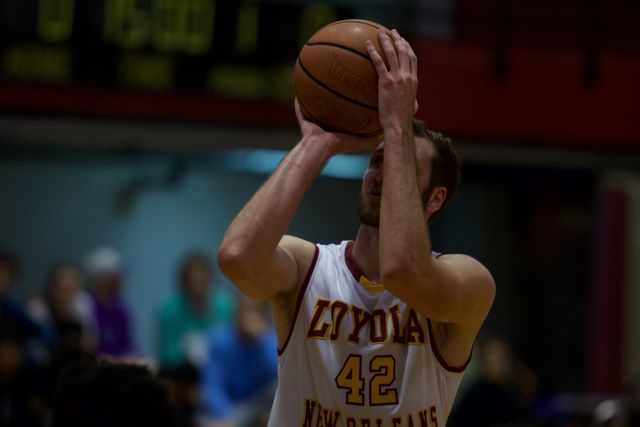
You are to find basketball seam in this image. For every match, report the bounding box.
[297,92,380,135]
[322,20,382,32]
[305,42,370,61]
[297,58,378,112]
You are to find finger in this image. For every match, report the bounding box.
[391,29,410,72]
[294,97,304,122]
[365,40,388,76]
[409,47,418,75]
[378,29,398,71]
[404,37,418,75]
[294,97,312,128]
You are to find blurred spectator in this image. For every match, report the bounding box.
[52,358,177,427]
[0,326,48,427]
[158,364,201,427]
[592,376,640,427]
[85,247,134,357]
[28,262,98,353]
[449,338,526,427]
[0,251,51,360]
[158,251,234,368]
[45,320,94,388]
[628,378,640,427]
[201,296,277,427]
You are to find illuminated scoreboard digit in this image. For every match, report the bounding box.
[0,0,354,100]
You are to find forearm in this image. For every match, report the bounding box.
[379,125,432,281]
[219,135,333,273]
[367,28,494,326]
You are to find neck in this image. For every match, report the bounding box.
[186,294,207,312]
[95,290,114,305]
[352,225,381,283]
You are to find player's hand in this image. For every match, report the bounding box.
[365,28,418,132]
[295,98,380,155]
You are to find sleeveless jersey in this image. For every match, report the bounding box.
[268,241,470,427]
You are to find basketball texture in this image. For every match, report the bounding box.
[294,19,390,136]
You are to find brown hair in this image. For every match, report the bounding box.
[178,252,212,286]
[0,251,19,277]
[413,119,461,223]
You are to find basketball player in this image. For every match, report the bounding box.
[218,29,495,427]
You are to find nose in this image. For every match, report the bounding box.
[372,164,383,182]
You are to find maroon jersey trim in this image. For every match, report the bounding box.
[277,244,320,356]
[427,318,472,373]
[344,240,361,282]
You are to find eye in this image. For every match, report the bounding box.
[370,155,383,168]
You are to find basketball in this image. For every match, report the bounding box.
[294,19,390,136]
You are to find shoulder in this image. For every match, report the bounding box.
[264,329,278,346]
[116,298,133,316]
[74,290,94,311]
[279,235,317,264]
[27,298,49,321]
[208,327,236,349]
[160,293,184,314]
[282,237,350,267]
[209,288,233,307]
[431,253,495,327]
[278,235,320,292]
[2,295,26,311]
[436,254,495,291]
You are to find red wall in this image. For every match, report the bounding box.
[415,40,640,148]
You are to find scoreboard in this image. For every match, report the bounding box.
[0,0,355,121]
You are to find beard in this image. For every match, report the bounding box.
[357,194,380,228]
[357,186,432,228]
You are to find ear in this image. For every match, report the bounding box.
[426,187,447,217]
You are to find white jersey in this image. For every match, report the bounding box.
[268,241,470,427]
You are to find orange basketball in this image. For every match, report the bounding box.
[294,19,390,136]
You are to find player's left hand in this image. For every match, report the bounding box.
[294,98,381,155]
[365,29,418,132]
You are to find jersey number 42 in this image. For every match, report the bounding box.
[335,354,398,406]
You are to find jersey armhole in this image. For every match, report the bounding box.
[427,319,472,373]
[277,244,319,356]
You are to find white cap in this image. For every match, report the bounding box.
[84,246,124,277]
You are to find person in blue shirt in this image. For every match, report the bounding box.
[0,251,52,357]
[159,252,235,368]
[201,295,277,427]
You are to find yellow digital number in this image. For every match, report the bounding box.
[153,0,213,54]
[118,52,173,89]
[235,1,259,56]
[184,0,214,54]
[103,0,149,49]
[370,356,399,405]
[336,355,398,406]
[38,0,75,43]
[152,0,181,52]
[335,355,365,405]
[299,3,336,46]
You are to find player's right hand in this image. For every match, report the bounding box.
[366,29,418,134]
[295,98,381,155]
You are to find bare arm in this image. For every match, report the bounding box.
[217,101,379,301]
[366,30,495,335]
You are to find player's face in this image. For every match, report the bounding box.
[358,145,384,227]
[358,138,434,228]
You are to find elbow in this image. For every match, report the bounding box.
[217,241,251,283]
[217,245,257,296]
[217,239,279,301]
